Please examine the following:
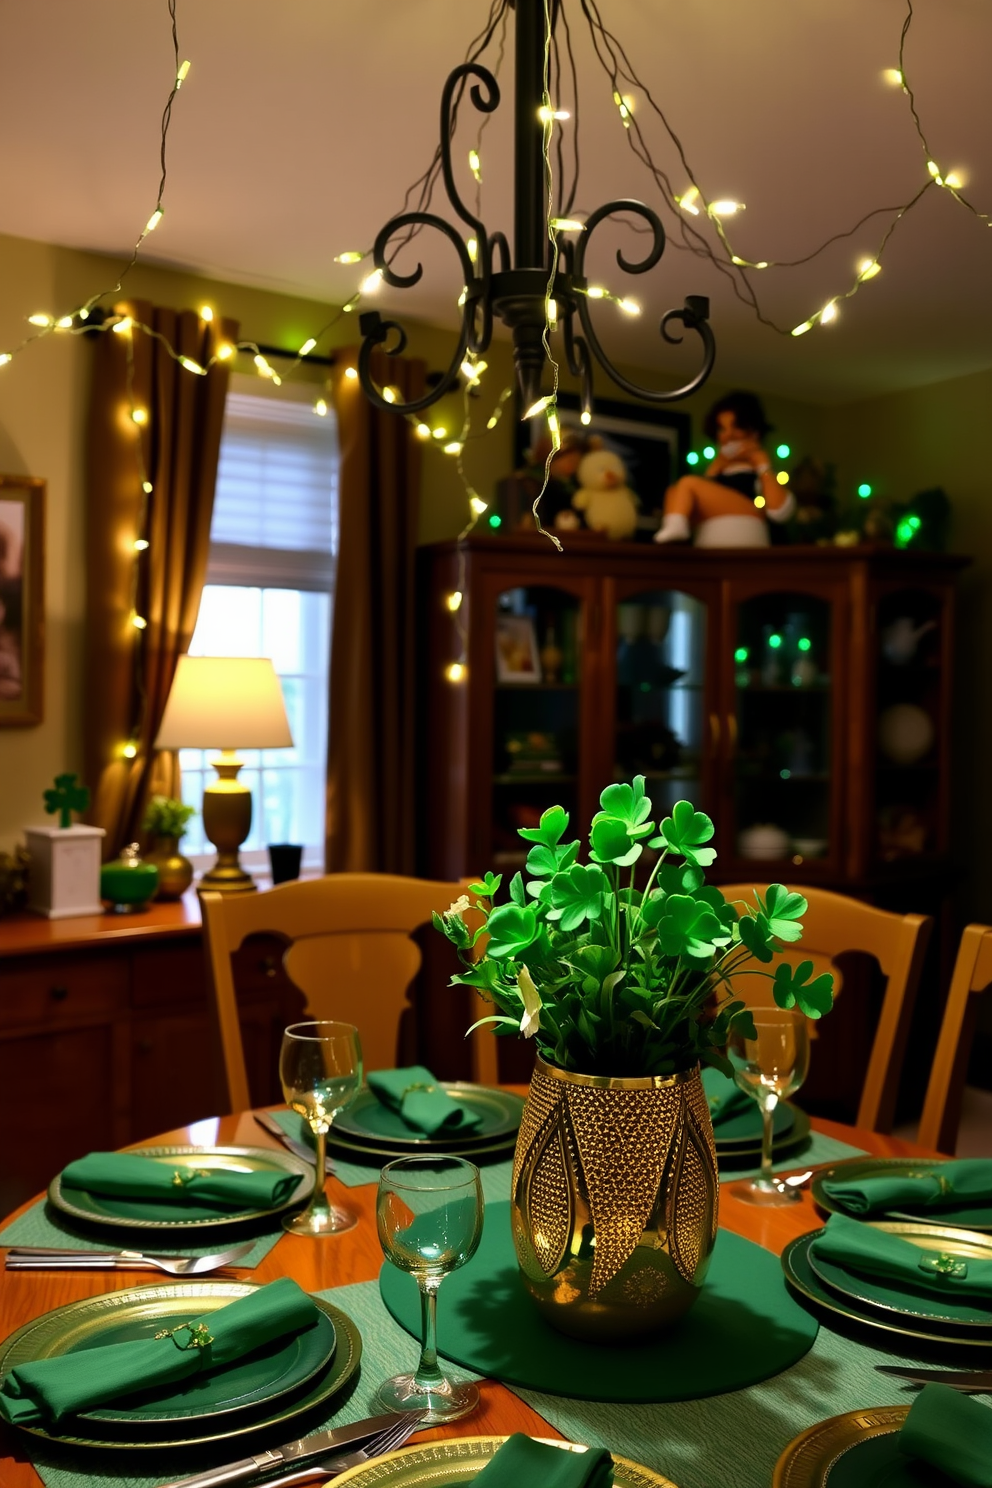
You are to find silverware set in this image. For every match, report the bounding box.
[876,1364,992,1393]
[5,1242,253,1275]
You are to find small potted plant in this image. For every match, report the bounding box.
[434,777,834,1341]
[142,795,197,899]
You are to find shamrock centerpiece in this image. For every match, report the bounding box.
[43,773,91,831]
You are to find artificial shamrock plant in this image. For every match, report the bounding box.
[434,778,834,1079]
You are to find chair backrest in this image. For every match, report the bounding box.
[717,884,932,1132]
[918,924,992,1154]
[201,873,496,1113]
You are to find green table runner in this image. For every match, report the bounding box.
[380,1203,818,1402]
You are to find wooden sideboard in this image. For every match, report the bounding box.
[0,894,307,1217]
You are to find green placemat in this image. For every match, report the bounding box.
[0,1200,283,1268]
[380,1202,818,1402]
[719,1129,867,1182]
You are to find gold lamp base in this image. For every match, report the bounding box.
[198,751,257,895]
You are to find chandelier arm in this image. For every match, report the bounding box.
[562,311,595,419]
[358,309,472,416]
[373,210,475,291]
[573,197,666,279]
[489,231,511,272]
[439,64,500,240]
[577,293,715,403]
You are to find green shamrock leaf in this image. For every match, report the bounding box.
[657,861,705,894]
[656,894,729,959]
[773,960,835,1019]
[595,776,655,840]
[508,872,527,907]
[546,863,610,933]
[485,903,539,959]
[589,815,642,868]
[697,885,738,934]
[759,884,808,943]
[648,800,717,867]
[517,805,570,847]
[561,943,621,995]
[468,871,502,899]
[738,913,775,962]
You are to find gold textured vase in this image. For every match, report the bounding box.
[146,835,194,900]
[511,1056,719,1341]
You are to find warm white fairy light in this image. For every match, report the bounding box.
[131,407,148,425]
[0,354,11,368]
[550,217,584,232]
[457,286,468,309]
[883,67,904,87]
[216,343,234,360]
[776,471,790,486]
[537,105,569,122]
[130,611,148,630]
[754,495,767,509]
[335,250,364,265]
[524,395,554,419]
[580,409,592,426]
[112,317,132,335]
[612,90,634,128]
[133,537,149,552]
[820,300,838,324]
[709,200,744,217]
[360,269,383,294]
[547,297,558,328]
[415,422,432,439]
[617,297,641,315]
[142,480,153,494]
[122,741,138,759]
[28,313,53,327]
[382,385,399,404]
[56,315,74,329]
[199,305,213,322]
[343,366,359,381]
[468,148,482,181]
[791,320,814,337]
[677,186,700,216]
[858,258,882,280]
[469,495,488,516]
[299,337,317,356]
[446,590,463,612]
[460,356,487,385]
[313,398,328,417]
[445,661,467,683]
[466,238,478,264]
[179,356,207,375]
[444,441,464,456]
[432,426,448,440]
[175,59,191,89]
[944,170,965,190]
[144,208,164,234]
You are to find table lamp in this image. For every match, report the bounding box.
[155,655,293,894]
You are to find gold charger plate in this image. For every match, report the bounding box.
[772,1407,909,1488]
[48,1146,312,1232]
[0,1282,362,1450]
[333,1436,677,1488]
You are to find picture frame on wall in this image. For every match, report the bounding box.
[495,614,542,684]
[0,475,45,727]
[507,390,691,538]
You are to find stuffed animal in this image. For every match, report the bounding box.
[572,448,638,541]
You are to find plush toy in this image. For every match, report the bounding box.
[572,448,639,541]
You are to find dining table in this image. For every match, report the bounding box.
[0,1098,936,1488]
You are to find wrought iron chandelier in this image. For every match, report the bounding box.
[357,0,716,420]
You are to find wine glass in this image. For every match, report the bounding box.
[280,1020,362,1236]
[376,1155,484,1422]
[725,1007,810,1206]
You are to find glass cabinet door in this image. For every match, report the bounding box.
[613,588,709,815]
[490,584,584,871]
[728,590,838,873]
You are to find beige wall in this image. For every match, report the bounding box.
[0,227,866,856]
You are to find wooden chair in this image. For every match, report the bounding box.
[201,874,497,1114]
[717,884,932,1133]
[918,924,992,1154]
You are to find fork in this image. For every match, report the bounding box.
[257,1416,425,1488]
[4,1242,253,1275]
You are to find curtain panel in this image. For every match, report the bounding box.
[325,349,426,873]
[84,300,237,855]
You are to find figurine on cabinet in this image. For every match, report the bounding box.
[571,447,639,541]
[654,391,795,548]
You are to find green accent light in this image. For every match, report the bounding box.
[686,451,700,466]
[776,443,791,459]
[909,514,922,529]
[734,646,749,663]
[895,518,916,547]
[639,681,652,692]
[857,482,872,498]
[780,769,791,780]
[768,633,783,650]
[797,637,812,652]
[702,445,716,460]
[488,513,502,528]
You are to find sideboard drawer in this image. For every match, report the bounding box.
[0,953,129,1031]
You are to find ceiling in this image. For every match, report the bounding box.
[0,0,990,404]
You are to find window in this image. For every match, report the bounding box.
[179,382,338,871]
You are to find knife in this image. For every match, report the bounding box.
[158,1411,413,1488]
[254,1111,318,1167]
[875,1365,992,1393]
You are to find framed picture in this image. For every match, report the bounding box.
[0,475,45,726]
[510,390,691,537]
[495,614,542,684]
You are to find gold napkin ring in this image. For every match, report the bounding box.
[171,1167,211,1187]
[402,1083,439,1096]
[154,1321,215,1351]
[918,1251,967,1279]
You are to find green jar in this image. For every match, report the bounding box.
[100,843,159,914]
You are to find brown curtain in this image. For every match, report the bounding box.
[84,299,238,855]
[325,348,426,872]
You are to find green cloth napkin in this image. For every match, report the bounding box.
[60,1151,300,1212]
[821,1159,992,1217]
[899,1383,992,1487]
[473,1434,614,1488]
[0,1277,317,1426]
[366,1066,482,1137]
[700,1065,753,1126]
[810,1213,992,1301]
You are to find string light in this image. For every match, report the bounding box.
[133,538,149,552]
[142,480,153,494]
[415,422,432,439]
[0,354,10,367]
[754,495,766,509]
[523,395,554,418]
[334,250,365,264]
[702,445,716,459]
[469,496,488,516]
[343,366,359,381]
[466,237,478,263]
[179,355,207,375]
[469,148,482,180]
[776,443,791,458]
[550,217,584,232]
[883,67,904,87]
[360,269,383,294]
[432,426,448,440]
[580,410,592,426]
[144,207,164,234]
[298,337,317,356]
[130,612,148,630]
[460,356,487,385]
[791,320,814,337]
[175,59,191,88]
[112,317,133,335]
[585,285,606,299]
[708,200,744,217]
[444,441,464,455]
[547,297,558,328]
[857,482,873,498]
[445,662,467,683]
[55,315,73,329]
[313,398,328,417]
[857,259,881,280]
[122,741,139,759]
[131,407,148,425]
[612,90,633,128]
[28,314,52,327]
[820,300,838,324]
[216,343,234,360]
[676,186,700,216]
[686,451,699,466]
[617,297,640,315]
[446,591,463,612]
[537,104,569,122]
[776,471,789,485]
[382,385,399,404]
[199,305,213,322]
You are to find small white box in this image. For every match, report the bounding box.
[25,824,106,918]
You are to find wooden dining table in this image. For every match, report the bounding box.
[0,1102,932,1487]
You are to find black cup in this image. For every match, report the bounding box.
[268,843,303,885]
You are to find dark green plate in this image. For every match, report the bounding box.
[0,1284,363,1450]
[807,1229,992,1330]
[48,1146,312,1233]
[712,1101,796,1147]
[772,1408,927,1488]
[328,1127,517,1168]
[335,1084,524,1149]
[782,1230,992,1349]
[715,1107,812,1166]
[812,1159,992,1233]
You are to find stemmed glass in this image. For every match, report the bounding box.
[280,1020,362,1236]
[376,1155,484,1422]
[725,1007,810,1206]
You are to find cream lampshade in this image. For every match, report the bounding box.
[156,656,294,894]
